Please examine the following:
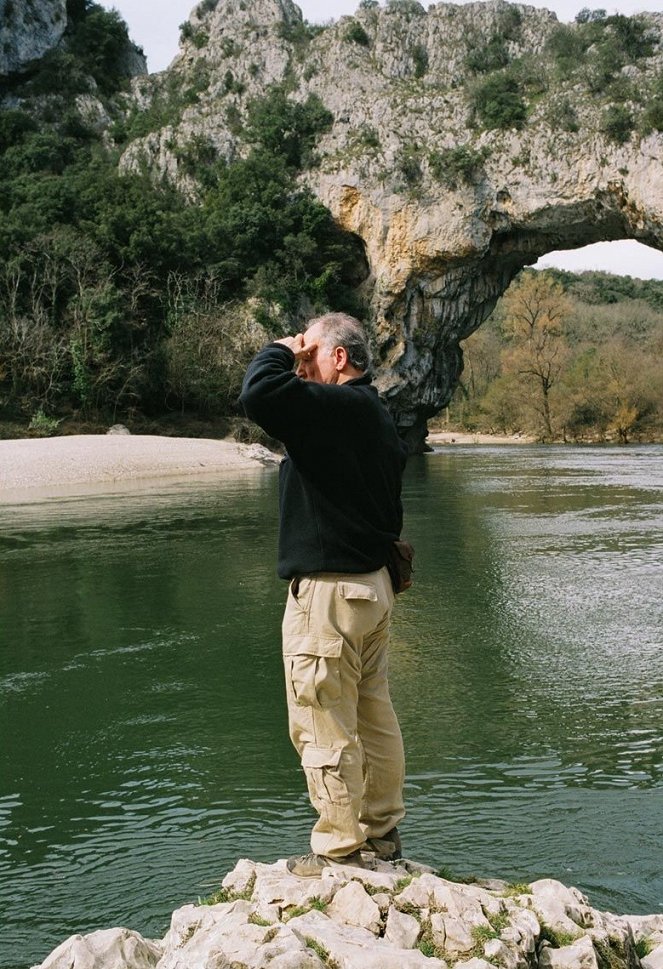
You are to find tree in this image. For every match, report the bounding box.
[500,271,572,440]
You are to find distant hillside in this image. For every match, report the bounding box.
[447,268,663,443]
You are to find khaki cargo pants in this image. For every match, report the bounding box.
[282,566,405,858]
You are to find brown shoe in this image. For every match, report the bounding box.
[365,827,402,861]
[286,850,373,878]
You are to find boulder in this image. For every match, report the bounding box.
[31,927,161,969]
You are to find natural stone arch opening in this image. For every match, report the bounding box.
[371,200,663,453]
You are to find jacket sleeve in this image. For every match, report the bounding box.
[239,343,326,445]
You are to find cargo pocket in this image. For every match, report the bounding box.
[283,635,344,709]
[301,745,351,805]
[337,581,378,602]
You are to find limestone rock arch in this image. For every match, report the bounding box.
[123,0,663,448]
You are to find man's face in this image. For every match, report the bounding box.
[296,322,339,384]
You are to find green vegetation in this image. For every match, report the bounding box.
[412,44,429,78]
[472,924,499,944]
[540,923,581,948]
[386,0,426,15]
[471,73,527,130]
[304,938,333,963]
[600,104,634,144]
[429,145,489,189]
[201,874,256,905]
[248,913,273,927]
[436,865,477,884]
[28,408,62,436]
[487,910,510,933]
[547,11,654,91]
[445,269,663,443]
[418,935,444,959]
[345,21,370,47]
[465,8,522,75]
[115,59,211,142]
[179,21,209,48]
[641,75,663,133]
[396,144,423,187]
[0,14,365,431]
[547,97,579,132]
[502,882,532,896]
[635,938,654,959]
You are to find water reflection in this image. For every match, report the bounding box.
[1,448,662,968]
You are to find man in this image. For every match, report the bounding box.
[240,312,407,877]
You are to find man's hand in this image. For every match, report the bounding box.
[274,334,317,361]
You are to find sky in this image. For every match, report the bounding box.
[104,0,663,280]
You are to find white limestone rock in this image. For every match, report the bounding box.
[31,858,663,969]
[157,899,295,969]
[160,899,252,952]
[31,927,162,969]
[385,905,421,949]
[221,857,257,894]
[456,960,498,969]
[251,860,338,910]
[0,0,66,76]
[483,937,521,969]
[288,909,447,968]
[642,942,663,969]
[619,915,663,942]
[501,906,540,956]
[441,914,477,956]
[539,936,599,969]
[525,879,587,938]
[430,911,447,948]
[327,880,382,935]
[371,891,392,914]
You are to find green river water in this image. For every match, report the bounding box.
[1,445,662,968]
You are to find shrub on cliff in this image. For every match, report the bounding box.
[245,86,333,169]
[471,74,527,130]
[600,104,634,143]
[345,21,370,47]
[547,13,654,88]
[429,145,490,189]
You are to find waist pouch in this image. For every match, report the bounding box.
[386,539,415,594]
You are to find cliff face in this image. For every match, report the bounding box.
[0,0,67,76]
[123,0,663,448]
[0,0,147,89]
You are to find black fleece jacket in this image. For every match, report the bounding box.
[240,343,407,579]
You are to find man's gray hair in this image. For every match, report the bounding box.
[309,312,372,372]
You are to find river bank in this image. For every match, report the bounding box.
[427,430,535,446]
[33,856,663,969]
[0,433,278,499]
[0,430,538,499]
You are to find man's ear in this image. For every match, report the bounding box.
[333,346,348,370]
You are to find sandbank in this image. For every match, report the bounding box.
[0,434,278,499]
[427,430,535,446]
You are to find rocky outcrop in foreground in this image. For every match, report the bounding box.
[33,857,663,969]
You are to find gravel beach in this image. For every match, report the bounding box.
[0,434,277,497]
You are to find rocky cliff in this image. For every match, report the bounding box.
[32,857,663,969]
[0,0,146,86]
[0,0,67,76]
[119,0,663,448]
